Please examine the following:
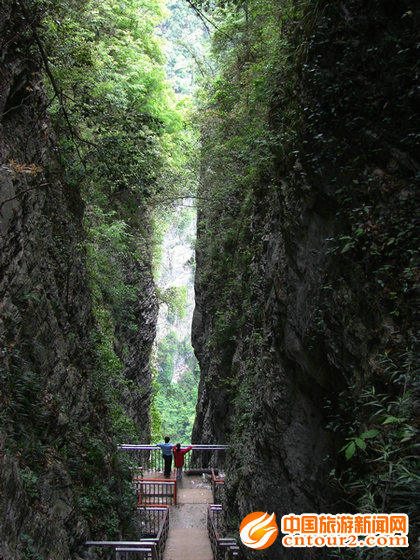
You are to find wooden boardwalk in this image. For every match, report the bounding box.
[163,475,213,560]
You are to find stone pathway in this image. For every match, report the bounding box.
[163,475,213,560]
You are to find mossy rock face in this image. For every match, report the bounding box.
[0,3,148,557]
[191,1,419,558]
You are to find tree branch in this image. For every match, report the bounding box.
[19,2,97,163]
[155,195,211,201]
[0,183,49,213]
[1,94,33,118]
[185,0,234,41]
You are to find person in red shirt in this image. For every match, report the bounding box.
[173,443,192,480]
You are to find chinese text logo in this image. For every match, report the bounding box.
[240,512,279,550]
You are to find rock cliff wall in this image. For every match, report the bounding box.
[0,3,156,557]
[192,2,418,558]
[118,256,158,439]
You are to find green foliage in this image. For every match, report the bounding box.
[0,357,50,470]
[152,324,198,443]
[154,356,199,443]
[14,0,195,541]
[192,0,302,316]
[36,0,200,449]
[89,302,142,446]
[163,1,210,96]
[68,425,139,539]
[40,0,195,207]
[19,468,40,501]
[85,207,138,328]
[340,430,379,461]
[159,286,189,323]
[327,346,419,522]
[192,4,419,556]
[150,357,163,443]
[22,535,43,560]
[156,332,177,385]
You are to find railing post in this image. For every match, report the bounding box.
[173,478,177,505]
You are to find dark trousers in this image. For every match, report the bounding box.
[163,455,172,477]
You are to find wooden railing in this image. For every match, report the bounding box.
[115,546,156,559]
[85,541,158,559]
[136,505,169,538]
[211,468,225,503]
[136,506,169,559]
[86,507,169,559]
[207,505,241,559]
[154,505,169,559]
[119,444,228,473]
[134,478,177,505]
[90,444,232,559]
